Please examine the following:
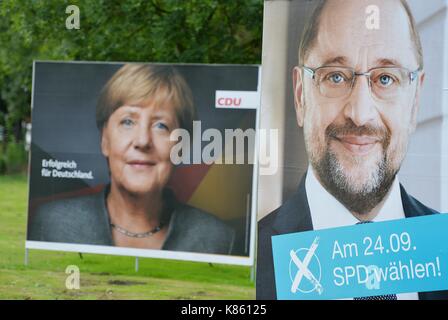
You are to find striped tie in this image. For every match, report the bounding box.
[354,220,398,300]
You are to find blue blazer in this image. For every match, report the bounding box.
[256,173,448,300]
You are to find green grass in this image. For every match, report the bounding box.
[0,174,255,300]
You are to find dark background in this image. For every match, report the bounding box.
[28,61,259,256]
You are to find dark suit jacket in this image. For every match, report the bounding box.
[256,173,448,300]
[28,187,235,255]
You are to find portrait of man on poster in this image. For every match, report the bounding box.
[257,0,448,300]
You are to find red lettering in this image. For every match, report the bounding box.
[224,98,233,106]
[218,97,243,107]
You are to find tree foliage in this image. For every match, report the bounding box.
[0,0,263,142]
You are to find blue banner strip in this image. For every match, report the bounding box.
[272,214,448,299]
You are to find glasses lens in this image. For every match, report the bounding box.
[315,67,353,98]
[369,68,410,101]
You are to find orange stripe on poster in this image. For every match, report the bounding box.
[188,163,253,221]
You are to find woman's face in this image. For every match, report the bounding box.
[101,100,179,195]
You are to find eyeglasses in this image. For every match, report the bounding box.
[301,65,421,101]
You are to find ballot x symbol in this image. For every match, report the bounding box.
[289,237,323,295]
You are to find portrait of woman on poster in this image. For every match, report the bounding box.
[29,64,235,255]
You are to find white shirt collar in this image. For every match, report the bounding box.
[305,165,405,230]
[304,166,417,299]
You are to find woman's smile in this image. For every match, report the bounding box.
[127,159,157,169]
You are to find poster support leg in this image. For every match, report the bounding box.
[135,257,139,272]
[24,248,29,266]
[250,265,255,283]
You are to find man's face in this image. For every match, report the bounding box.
[293,0,425,214]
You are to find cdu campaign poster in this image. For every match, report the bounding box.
[26,61,260,266]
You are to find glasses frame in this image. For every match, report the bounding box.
[300,65,422,100]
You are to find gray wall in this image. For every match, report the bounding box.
[400,0,448,213]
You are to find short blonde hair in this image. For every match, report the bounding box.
[96,64,196,134]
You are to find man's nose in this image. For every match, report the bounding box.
[134,125,153,150]
[343,75,378,127]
